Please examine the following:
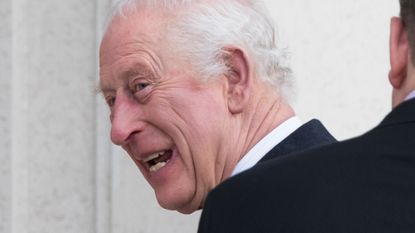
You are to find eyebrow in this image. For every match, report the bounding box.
[98,63,156,95]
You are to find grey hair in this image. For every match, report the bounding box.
[109,0,292,93]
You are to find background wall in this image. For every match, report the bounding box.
[0,0,398,233]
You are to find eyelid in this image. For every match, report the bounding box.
[129,76,152,91]
[104,94,116,107]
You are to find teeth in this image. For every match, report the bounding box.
[141,150,170,173]
[143,151,166,163]
[149,162,167,173]
[143,153,159,163]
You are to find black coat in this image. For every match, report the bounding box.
[198,119,336,232]
[198,99,415,233]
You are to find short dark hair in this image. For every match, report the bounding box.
[400,0,415,63]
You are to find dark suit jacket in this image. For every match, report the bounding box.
[198,99,415,233]
[258,119,336,163]
[198,119,336,232]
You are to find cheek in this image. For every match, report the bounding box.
[148,89,228,163]
[177,106,227,171]
[150,93,226,137]
[176,104,225,147]
[147,93,227,211]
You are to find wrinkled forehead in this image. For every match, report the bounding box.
[100,9,168,57]
[98,10,171,91]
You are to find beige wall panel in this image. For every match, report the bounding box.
[10,0,98,232]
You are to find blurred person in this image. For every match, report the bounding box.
[198,0,415,232]
[99,0,335,214]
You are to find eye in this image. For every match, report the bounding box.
[129,78,153,103]
[134,82,150,92]
[105,96,116,107]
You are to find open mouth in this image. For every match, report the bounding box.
[143,150,173,173]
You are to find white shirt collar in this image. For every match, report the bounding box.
[231,116,303,176]
[405,90,415,101]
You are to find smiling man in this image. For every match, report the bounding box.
[99,0,335,214]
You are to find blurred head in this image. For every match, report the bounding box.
[99,0,292,213]
[400,0,415,62]
[389,0,415,107]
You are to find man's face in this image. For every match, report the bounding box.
[99,12,232,213]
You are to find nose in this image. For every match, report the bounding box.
[110,93,145,145]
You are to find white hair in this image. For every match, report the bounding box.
[109,0,292,93]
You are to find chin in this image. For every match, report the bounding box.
[155,188,200,214]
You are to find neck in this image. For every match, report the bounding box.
[392,85,415,108]
[243,98,295,154]
[219,90,295,180]
[405,89,415,101]
[393,63,415,107]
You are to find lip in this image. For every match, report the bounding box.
[141,150,169,163]
[131,147,177,178]
[145,148,177,181]
[128,147,169,163]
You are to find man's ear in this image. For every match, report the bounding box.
[389,17,409,88]
[222,47,253,114]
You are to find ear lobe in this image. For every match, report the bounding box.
[389,17,409,88]
[222,47,252,114]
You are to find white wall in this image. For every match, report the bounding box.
[0,1,399,233]
[7,0,98,232]
[269,0,398,139]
